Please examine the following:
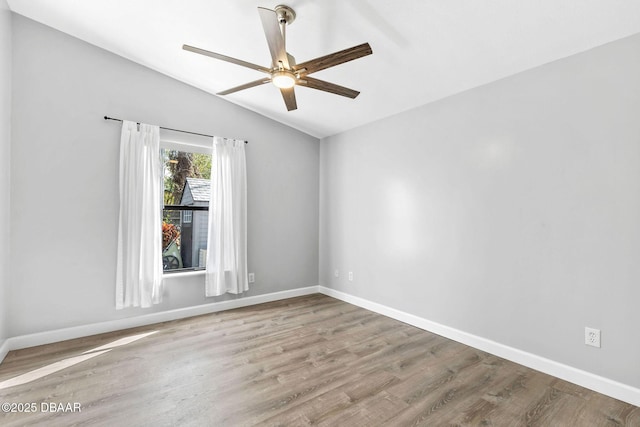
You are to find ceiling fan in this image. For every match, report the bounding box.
[183,4,373,111]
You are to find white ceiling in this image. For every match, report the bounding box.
[7,1,640,138]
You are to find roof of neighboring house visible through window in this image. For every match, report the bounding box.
[180,177,210,205]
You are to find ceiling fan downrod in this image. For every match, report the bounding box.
[275,5,295,47]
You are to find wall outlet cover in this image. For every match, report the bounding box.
[585,327,601,348]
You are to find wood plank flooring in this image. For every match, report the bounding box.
[0,294,638,426]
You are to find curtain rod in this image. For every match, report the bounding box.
[103,116,248,144]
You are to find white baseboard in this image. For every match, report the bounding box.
[1,286,320,361]
[0,338,9,365]
[318,286,640,408]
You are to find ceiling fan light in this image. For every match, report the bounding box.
[272,71,296,89]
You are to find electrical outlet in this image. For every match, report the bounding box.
[248,273,255,283]
[585,327,601,348]
[334,269,339,278]
[348,272,353,282]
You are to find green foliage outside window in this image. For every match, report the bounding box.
[162,149,212,205]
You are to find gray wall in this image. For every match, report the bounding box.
[320,33,640,388]
[9,15,319,336]
[0,0,11,347]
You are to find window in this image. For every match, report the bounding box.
[161,145,212,273]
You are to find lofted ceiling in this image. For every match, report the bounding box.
[7,1,640,138]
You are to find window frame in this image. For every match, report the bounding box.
[160,130,213,275]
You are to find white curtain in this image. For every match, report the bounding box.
[205,136,248,296]
[115,121,163,309]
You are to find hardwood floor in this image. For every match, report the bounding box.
[0,294,638,426]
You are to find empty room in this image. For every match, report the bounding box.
[1,1,639,425]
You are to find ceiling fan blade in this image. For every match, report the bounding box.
[183,44,271,74]
[258,7,289,69]
[217,78,271,96]
[293,43,373,76]
[280,87,297,111]
[298,77,360,99]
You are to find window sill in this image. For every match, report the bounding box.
[163,270,206,279]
